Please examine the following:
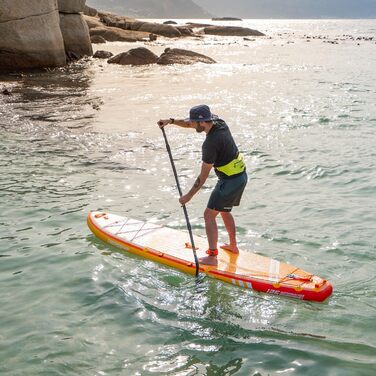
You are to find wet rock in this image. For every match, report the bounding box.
[60,13,93,58]
[91,35,106,44]
[108,47,159,65]
[93,50,113,59]
[157,48,216,65]
[164,21,178,25]
[2,88,11,96]
[149,33,158,41]
[204,26,265,37]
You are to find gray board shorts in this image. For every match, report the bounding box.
[207,172,248,212]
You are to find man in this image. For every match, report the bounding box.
[158,105,247,266]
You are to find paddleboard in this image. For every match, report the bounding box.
[87,211,333,302]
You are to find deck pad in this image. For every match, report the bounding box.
[88,211,333,302]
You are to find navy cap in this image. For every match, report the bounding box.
[186,105,218,122]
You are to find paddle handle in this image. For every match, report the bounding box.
[161,127,200,276]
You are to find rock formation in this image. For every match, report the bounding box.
[58,0,93,60]
[107,47,216,66]
[93,50,113,59]
[58,0,86,13]
[0,0,93,71]
[108,48,159,66]
[83,9,263,43]
[99,13,183,38]
[204,26,265,37]
[0,0,66,70]
[84,14,151,42]
[157,48,216,65]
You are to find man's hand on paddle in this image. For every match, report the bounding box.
[179,163,212,206]
[158,119,170,128]
[158,119,195,129]
[179,194,192,206]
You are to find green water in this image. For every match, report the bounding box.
[1,20,376,375]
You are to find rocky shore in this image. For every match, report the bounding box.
[84,9,265,43]
[0,1,265,71]
[2,2,373,74]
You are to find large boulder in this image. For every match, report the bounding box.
[0,0,58,22]
[90,26,150,42]
[59,13,93,59]
[157,48,216,65]
[108,47,159,66]
[85,14,170,42]
[99,13,182,38]
[203,26,265,37]
[57,0,86,13]
[129,21,182,38]
[0,1,66,70]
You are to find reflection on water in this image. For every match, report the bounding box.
[1,60,101,129]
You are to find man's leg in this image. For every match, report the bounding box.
[204,207,219,250]
[199,207,219,265]
[220,211,239,253]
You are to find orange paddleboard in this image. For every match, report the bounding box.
[88,211,333,302]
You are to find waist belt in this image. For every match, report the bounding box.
[216,153,245,177]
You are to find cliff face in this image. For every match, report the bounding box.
[87,0,212,18]
[0,0,92,71]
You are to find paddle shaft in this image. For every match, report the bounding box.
[161,127,200,276]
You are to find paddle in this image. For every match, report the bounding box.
[160,126,200,277]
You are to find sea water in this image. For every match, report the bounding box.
[0,20,375,375]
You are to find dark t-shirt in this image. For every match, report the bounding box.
[202,119,239,179]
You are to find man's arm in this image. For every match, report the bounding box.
[158,118,194,129]
[179,162,213,205]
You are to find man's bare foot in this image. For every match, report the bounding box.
[198,255,218,266]
[220,244,239,254]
